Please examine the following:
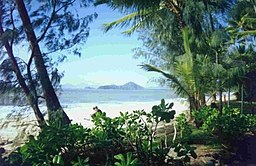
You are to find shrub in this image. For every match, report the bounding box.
[176,113,193,142]
[19,123,91,165]
[114,152,139,166]
[192,106,215,128]
[193,106,256,141]
[6,99,197,165]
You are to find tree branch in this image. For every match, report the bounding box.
[37,95,45,100]
[55,0,76,13]
[9,2,16,47]
[37,0,57,43]
[37,0,76,43]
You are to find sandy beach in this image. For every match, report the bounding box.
[0,98,188,141]
[65,98,188,127]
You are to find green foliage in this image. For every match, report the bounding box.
[6,100,197,165]
[114,152,139,166]
[176,113,193,141]
[71,157,89,166]
[188,128,221,145]
[152,99,176,123]
[117,99,178,164]
[17,123,90,165]
[173,143,197,163]
[193,106,256,140]
[192,106,215,128]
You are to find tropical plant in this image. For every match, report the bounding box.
[193,106,256,141]
[226,0,256,103]
[228,0,256,40]
[141,33,218,113]
[95,0,236,113]
[172,142,197,163]
[192,106,215,128]
[6,100,197,165]
[176,113,192,141]
[71,157,89,166]
[114,152,139,166]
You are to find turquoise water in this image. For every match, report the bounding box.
[59,89,177,104]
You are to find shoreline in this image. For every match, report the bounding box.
[0,99,188,140]
[65,98,188,127]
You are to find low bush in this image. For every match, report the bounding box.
[192,106,214,128]
[193,106,256,141]
[176,113,193,142]
[6,99,197,166]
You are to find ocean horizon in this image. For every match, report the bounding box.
[59,88,177,104]
[0,89,188,139]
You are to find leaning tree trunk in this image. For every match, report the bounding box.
[0,38,46,126]
[14,0,71,124]
[0,1,45,126]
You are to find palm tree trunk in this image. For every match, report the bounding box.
[188,96,197,119]
[14,0,71,124]
[200,94,206,106]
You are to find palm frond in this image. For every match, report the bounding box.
[103,12,140,32]
[141,64,190,97]
[103,9,157,34]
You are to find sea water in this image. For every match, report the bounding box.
[0,89,187,139]
[59,89,176,104]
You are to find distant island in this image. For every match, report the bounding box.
[98,82,144,90]
[84,86,95,90]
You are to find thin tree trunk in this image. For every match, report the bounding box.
[219,87,223,115]
[241,84,244,114]
[0,2,45,126]
[199,93,206,107]
[14,0,71,124]
[215,49,222,114]
[1,39,46,126]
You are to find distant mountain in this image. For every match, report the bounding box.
[84,86,95,90]
[121,82,144,90]
[98,82,144,90]
[98,84,120,89]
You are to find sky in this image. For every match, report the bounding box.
[58,5,160,88]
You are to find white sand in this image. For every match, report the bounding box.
[0,99,189,140]
[65,98,188,127]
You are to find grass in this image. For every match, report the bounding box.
[187,128,221,146]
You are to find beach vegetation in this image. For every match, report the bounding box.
[175,113,193,142]
[95,0,256,118]
[1,0,256,165]
[95,0,235,113]
[114,152,139,166]
[192,106,256,142]
[5,100,197,165]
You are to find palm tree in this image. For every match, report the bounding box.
[142,31,215,113]
[96,0,233,111]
